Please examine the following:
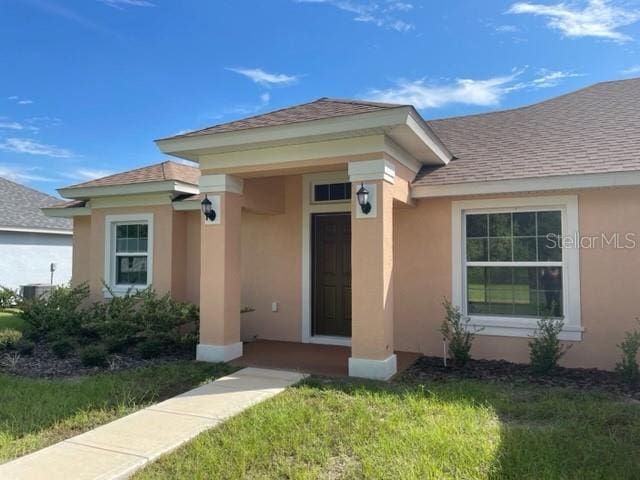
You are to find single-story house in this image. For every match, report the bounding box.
[0,177,72,291]
[44,78,640,379]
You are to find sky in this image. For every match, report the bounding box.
[2,0,640,196]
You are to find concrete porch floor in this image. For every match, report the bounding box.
[230,340,421,378]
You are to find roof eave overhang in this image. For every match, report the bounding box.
[0,225,73,234]
[156,107,453,166]
[58,180,199,200]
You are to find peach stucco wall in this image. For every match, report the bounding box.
[394,186,640,370]
[72,216,91,287]
[240,175,303,342]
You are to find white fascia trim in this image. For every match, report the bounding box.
[199,174,244,194]
[383,136,421,173]
[196,342,243,362]
[413,170,640,198]
[0,226,73,235]
[451,195,581,340]
[348,159,396,183]
[41,206,91,218]
[103,213,154,297]
[157,108,412,156]
[348,354,398,381]
[406,109,453,165]
[59,181,198,200]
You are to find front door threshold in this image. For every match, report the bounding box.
[308,335,351,347]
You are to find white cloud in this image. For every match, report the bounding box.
[64,168,114,181]
[495,24,520,32]
[294,0,414,32]
[0,121,39,132]
[0,164,53,183]
[508,0,640,42]
[7,95,33,105]
[0,138,74,158]
[99,0,155,8]
[227,67,299,87]
[621,65,640,75]
[367,68,581,109]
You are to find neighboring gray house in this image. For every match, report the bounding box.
[0,177,72,290]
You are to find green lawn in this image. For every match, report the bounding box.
[0,361,234,463]
[0,310,29,332]
[135,377,640,480]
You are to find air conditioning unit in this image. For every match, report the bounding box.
[21,284,52,300]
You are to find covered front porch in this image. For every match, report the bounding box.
[157,99,452,380]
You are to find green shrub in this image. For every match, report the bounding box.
[0,286,19,309]
[529,315,571,374]
[19,283,89,339]
[616,319,640,385]
[79,345,108,367]
[50,338,75,359]
[440,299,481,368]
[137,337,167,359]
[16,339,35,355]
[0,329,22,349]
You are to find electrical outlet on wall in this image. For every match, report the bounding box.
[272,301,278,312]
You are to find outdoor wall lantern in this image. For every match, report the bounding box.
[356,182,372,214]
[200,194,216,222]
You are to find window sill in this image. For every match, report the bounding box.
[466,315,583,341]
[102,286,149,299]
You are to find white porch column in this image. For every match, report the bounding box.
[197,174,245,362]
[348,159,397,380]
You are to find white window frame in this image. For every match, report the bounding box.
[452,196,582,341]
[310,180,352,205]
[103,213,154,298]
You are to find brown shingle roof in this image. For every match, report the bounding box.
[164,98,406,138]
[415,78,640,187]
[63,161,200,189]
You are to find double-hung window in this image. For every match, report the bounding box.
[452,196,581,340]
[104,214,153,296]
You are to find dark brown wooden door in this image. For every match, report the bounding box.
[312,213,352,337]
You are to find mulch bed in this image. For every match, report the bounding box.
[400,356,640,400]
[0,342,193,379]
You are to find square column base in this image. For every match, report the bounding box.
[196,342,243,363]
[348,354,397,381]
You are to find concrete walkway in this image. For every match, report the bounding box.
[0,367,307,480]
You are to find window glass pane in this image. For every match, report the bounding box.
[116,225,127,239]
[314,184,329,202]
[489,237,512,261]
[139,239,148,252]
[537,211,561,236]
[467,267,488,314]
[329,183,345,200]
[513,237,537,261]
[139,224,148,239]
[116,238,126,253]
[489,213,511,237]
[466,238,487,261]
[116,256,147,285]
[466,214,487,238]
[513,267,538,316]
[345,183,352,199]
[487,267,513,314]
[513,212,536,236]
[538,236,562,261]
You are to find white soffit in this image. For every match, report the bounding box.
[156,107,452,167]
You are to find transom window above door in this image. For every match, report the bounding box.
[312,182,351,203]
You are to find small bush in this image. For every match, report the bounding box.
[616,319,640,385]
[79,345,108,367]
[0,286,19,309]
[16,339,35,355]
[529,315,571,374]
[19,283,89,339]
[0,329,22,349]
[51,338,75,359]
[440,299,481,368]
[137,337,167,359]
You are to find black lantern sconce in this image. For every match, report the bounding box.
[356,182,372,214]
[200,194,216,222]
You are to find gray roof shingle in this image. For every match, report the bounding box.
[415,78,640,186]
[0,178,72,232]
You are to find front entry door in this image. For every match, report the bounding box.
[312,213,352,337]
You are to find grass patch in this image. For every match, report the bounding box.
[136,377,640,479]
[0,310,28,333]
[0,361,234,463]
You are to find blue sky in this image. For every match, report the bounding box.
[2,0,640,196]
